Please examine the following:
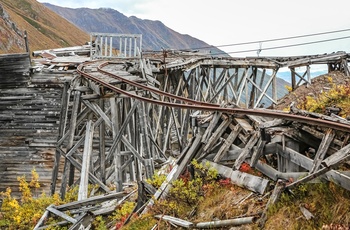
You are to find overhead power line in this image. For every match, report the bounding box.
[210,28,350,49]
[217,34,350,55]
[185,28,350,55]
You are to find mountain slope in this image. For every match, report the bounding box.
[0,0,89,54]
[43,4,225,55]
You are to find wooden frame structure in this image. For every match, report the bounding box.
[90,33,142,59]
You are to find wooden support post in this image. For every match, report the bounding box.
[245,71,249,108]
[78,120,94,201]
[60,90,81,198]
[290,67,296,90]
[341,58,350,76]
[306,65,311,87]
[279,136,300,173]
[248,67,257,108]
[51,81,69,195]
[272,68,277,105]
[257,68,266,105]
[110,97,123,192]
[165,134,203,196]
[142,134,203,214]
[180,109,191,147]
[99,99,106,183]
[59,150,112,193]
[170,106,182,150]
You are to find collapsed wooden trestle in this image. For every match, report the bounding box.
[40,54,350,229]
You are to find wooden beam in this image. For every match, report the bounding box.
[287,143,350,189]
[196,217,256,229]
[197,116,231,159]
[309,128,335,174]
[258,180,285,228]
[78,120,94,201]
[155,215,193,228]
[277,144,350,190]
[234,131,259,170]
[213,125,241,162]
[203,160,268,194]
[46,206,77,224]
[55,191,127,211]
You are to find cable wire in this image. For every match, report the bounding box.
[194,28,350,50]
[209,34,350,56]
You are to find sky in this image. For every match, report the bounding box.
[36,0,350,58]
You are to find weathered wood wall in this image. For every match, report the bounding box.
[0,54,69,196]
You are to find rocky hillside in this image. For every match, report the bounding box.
[43,4,226,55]
[0,0,89,54]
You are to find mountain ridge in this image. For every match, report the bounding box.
[0,0,89,54]
[43,3,225,55]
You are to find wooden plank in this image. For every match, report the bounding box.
[248,159,308,182]
[323,143,350,167]
[203,160,268,194]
